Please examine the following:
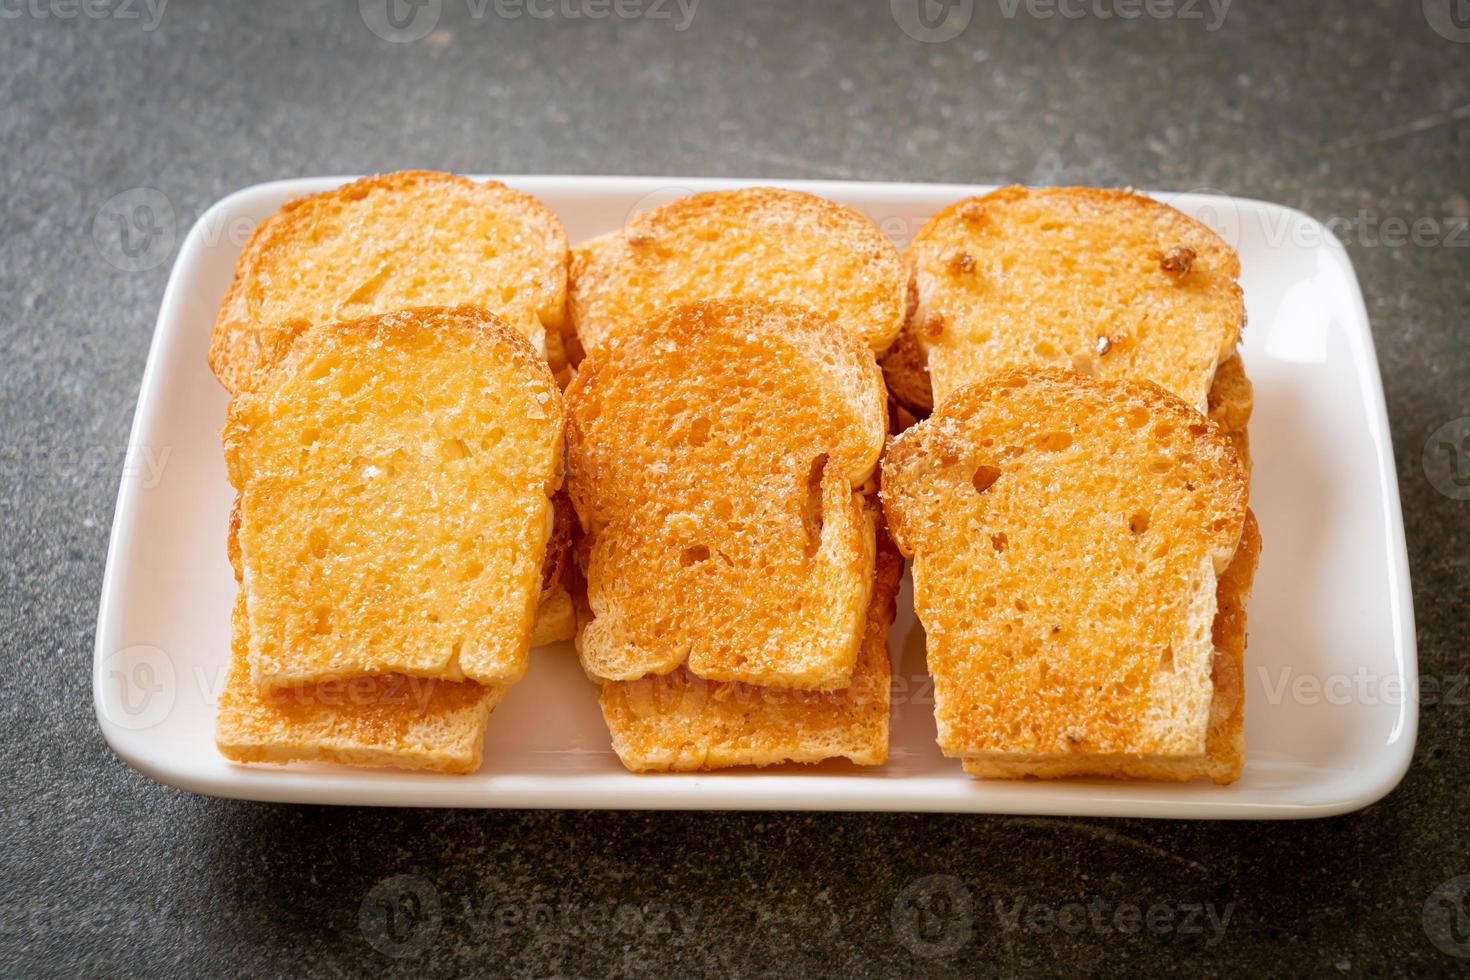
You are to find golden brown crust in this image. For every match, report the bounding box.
[1202,507,1259,781]
[568,187,905,356]
[525,492,578,647]
[599,530,899,771]
[216,594,504,774]
[225,306,564,690]
[962,509,1259,783]
[230,485,575,647]
[887,396,920,436]
[900,185,1244,415]
[209,170,568,394]
[528,583,576,647]
[1208,352,1254,477]
[882,367,1249,769]
[880,318,935,417]
[227,494,242,583]
[566,299,887,690]
[883,344,1254,445]
[541,490,574,600]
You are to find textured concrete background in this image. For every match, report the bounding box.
[3,0,1468,975]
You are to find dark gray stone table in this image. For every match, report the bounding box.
[3,2,1468,975]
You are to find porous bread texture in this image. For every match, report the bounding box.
[216,594,503,774]
[895,185,1243,414]
[228,489,576,648]
[879,315,934,417]
[528,584,575,648]
[962,510,1259,783]
[1208,352,1254,477]
[599,532,901,771]
[568,187,905,356]
[224,307,564,690]
[526,491,577,646]
[209,170,569,394]
[541,490,575,599]
[882,368,1249,769]
[566,300,888,690]
[888,395,921,436]
[1206,353,1252,433]
[886,344,1255,464]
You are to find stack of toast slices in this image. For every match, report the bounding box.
[566,188,911,770]
[209,173,1258,784]
[566,299,895,770]
[879,186,1257,783]
[211,173,574,773]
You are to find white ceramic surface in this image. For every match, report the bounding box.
[93,176,1417,817]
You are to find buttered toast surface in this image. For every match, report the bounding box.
[882,368,1250,778]
[209,170,569,394]
[885,185,1244,416]
[566,299,887,691]
[568,187,905,356]
[215,594,506,774]
[599,531,901,772]
[224,306,564,690]
[960,509,1259,784]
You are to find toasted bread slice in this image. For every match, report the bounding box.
[216,595,504,773]
[566,300,887,690]
[599,531,900,771]
[528,584,575,647]
[568,187,905,356]
[228,489,575,648]
[887,347,1255,469]
[209,170,568,394]
[962,509,1259,783]
[879,314,934,417]
[886,338,1252,431]
[897,185,1243,414]
[527,491,577,646]
[1208,352,1253,476]
[224,307,564,689]
[882,368,1249,771]
[888,395,921,436]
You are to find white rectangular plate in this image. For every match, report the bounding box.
[94,176,1417,817]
